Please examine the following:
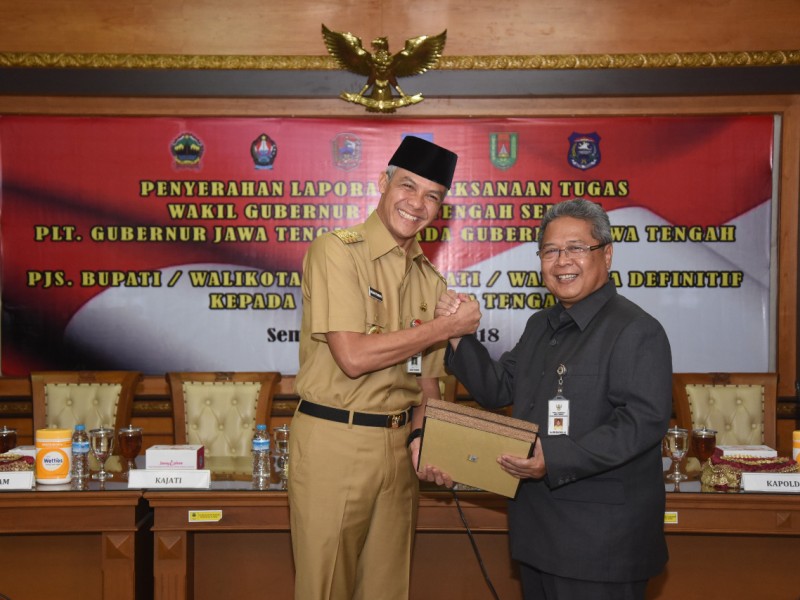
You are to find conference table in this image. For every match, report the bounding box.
[0,483,151,600]
[146,481,800,600]
[1,480,800,599]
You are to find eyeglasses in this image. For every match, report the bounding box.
[536,243,608,261]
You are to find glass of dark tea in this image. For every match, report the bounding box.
[691,427,717,465]
[0,426,17,454]
[117,425,143,479]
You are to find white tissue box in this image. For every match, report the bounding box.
[146,445,205,470]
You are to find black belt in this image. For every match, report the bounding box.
[298,399,410,428]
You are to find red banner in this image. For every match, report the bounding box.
[0,116,774,375]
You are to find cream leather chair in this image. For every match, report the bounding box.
[672,372,777,447]
[31,370,141,433]
[168,372,280,465]
[31,370,141,470]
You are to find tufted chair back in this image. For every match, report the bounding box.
[31,371,141,433]
[672,372,777,447]
[168,372,280,459]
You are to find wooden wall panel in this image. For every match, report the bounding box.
[0,1,799,56]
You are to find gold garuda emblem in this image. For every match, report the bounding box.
[321,24,446,113]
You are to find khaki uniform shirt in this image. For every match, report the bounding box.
[295,211,447,413]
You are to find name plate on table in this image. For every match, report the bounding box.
[128,469,211,489]
[741,472,800,492]
[0,471,35,490]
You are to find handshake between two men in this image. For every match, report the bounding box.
[434,289,480,351]
[414,289,547,487]
[411,289,479,488]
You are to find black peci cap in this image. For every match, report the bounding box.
[388,136,458,189]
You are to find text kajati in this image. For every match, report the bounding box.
[766,480,800,487]
[155,476,182,484]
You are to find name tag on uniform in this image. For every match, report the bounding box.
[407,318,422,374]
[548,397,570,436]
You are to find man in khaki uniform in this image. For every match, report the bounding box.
[289,136,481,600]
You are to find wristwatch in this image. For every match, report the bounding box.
[406,428,423,447]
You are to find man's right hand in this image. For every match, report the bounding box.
[435,290,481,348]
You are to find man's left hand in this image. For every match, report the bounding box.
[498,436,546,479]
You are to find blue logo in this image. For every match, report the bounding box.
[402,132,434,143]
[568,132,601,170]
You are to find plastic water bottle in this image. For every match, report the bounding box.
[252,424,271,490]
[71,424,90,486]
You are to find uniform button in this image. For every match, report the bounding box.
[549,338,557,346]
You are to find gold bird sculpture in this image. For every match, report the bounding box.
[321,24,447,113]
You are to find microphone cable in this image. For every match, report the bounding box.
[452,488,501,600]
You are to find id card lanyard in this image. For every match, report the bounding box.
[407,318,422,374]
[548,363,570,436]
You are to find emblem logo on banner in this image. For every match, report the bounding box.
[251,134,278,170]
[403,132,434,143]
[490,133,518,170]
[332,133,362,171]
[567,132,601,170]
[170,133,204,167]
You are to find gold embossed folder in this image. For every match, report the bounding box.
[418,398,539,498]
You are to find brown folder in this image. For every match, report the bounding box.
[418,398,539,498]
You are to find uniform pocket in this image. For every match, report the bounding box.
[365,297,388,334]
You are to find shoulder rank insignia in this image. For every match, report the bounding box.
[331,229,363,244]
[421,255,446,284]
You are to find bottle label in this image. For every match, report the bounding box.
[72,440,90,454]
[253,439,270,452]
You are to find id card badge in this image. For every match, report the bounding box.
[407,318,422,374]
[548,395,570,436]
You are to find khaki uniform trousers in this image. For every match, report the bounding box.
[288,410,418,600]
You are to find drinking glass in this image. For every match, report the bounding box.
[89,427,116,481]
[691,427,717,465]
[0,426,17,454]
[663,426,689,482]
[272,425,290,490]
[273,425,289,455]
[117,425,143,480]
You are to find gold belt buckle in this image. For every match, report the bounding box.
[389,413,402,428]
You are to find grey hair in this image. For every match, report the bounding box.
[538,198,612,249]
